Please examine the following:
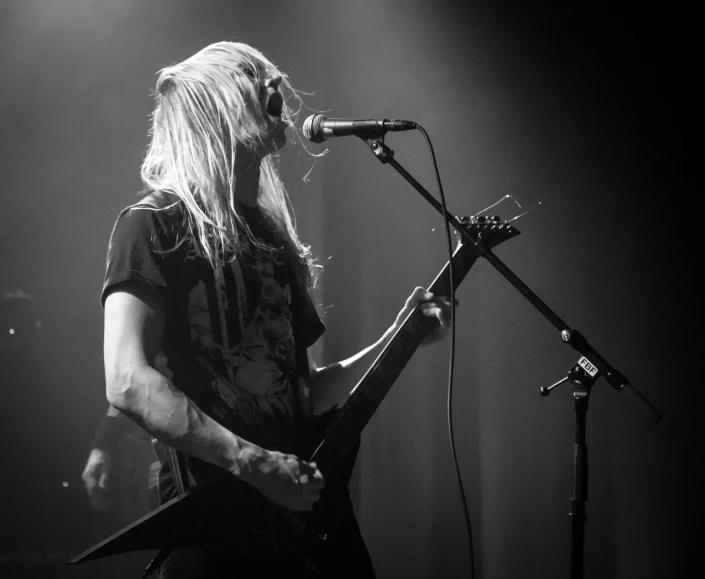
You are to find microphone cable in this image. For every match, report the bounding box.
[414,124,475,579]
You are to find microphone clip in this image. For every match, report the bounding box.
[363,136,395,164]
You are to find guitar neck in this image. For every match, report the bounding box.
[310,236,483,466]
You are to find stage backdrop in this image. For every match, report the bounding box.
[0,1,698,578]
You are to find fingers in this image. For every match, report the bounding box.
[277,456,325,512]
[82,461,101,494]
[403,288,458,347]
[83,475,97,495]
[420,296,456,327]
[89,492,114,513]
[296,461,325,488]
[81,452,115,513]
[86,475,113,512]
[285,457,324,485]
[422,304,449,328]
[422,298,456,322]
[298,461,324,510]
[406,287,433,308]
[407,287,458,309]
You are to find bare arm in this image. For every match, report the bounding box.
[104,283,323,511]
[309,287,453,413]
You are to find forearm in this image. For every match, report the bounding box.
[107,365,266,481]
[310,328,395,414]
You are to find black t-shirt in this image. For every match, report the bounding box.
[101,191,325,495]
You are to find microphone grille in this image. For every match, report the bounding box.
[302,114,326,143]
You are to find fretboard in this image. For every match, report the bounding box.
[310,231,491,467]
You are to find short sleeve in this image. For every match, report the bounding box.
[100,205,175,308]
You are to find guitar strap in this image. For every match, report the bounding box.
[143,445,192,578]
[165,445,191,495]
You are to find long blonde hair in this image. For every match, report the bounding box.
[140,41,315,289]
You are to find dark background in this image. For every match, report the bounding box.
[0,1,699,577]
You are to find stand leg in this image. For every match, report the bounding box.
[570,391,589,579]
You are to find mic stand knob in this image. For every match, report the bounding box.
[539,357,600,397]
[363,137,394,164]
[540,376,569,397]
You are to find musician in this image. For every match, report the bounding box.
[102,41,452,578]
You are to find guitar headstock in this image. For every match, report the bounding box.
[456,215,520,251]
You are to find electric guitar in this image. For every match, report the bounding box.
[70,215,519,566]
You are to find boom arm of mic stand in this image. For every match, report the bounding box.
[362,137,662,424]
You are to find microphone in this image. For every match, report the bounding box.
[302,114,416,143]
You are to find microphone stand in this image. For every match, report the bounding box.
[359,135,662,579]
[540,359,598,579]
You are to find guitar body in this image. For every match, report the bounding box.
[170,411,361,561]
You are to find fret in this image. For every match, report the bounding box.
[311,242,473,464]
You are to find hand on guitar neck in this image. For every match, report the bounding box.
[388,286,456,347]
[308,287,455,418]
